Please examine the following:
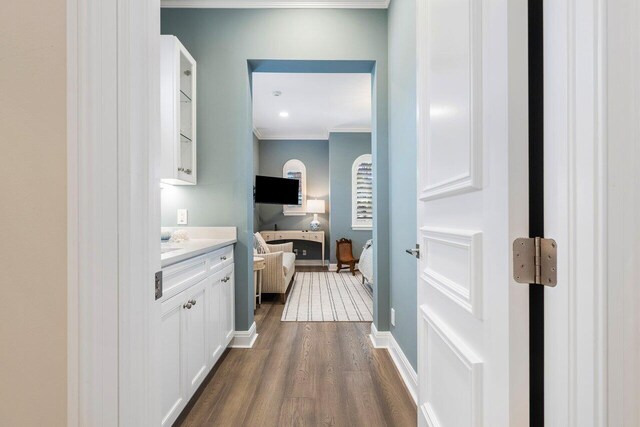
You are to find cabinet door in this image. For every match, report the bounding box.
[160,293,187,427]
[185,278,208,396]
[221,266,235,346]
[207,273,223,365]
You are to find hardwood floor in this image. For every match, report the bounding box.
[177,296,417,426]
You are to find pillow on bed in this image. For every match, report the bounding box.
[253,232,270,254]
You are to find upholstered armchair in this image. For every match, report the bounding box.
[260,242,296,303]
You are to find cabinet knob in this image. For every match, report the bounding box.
[183,302,192,309]
[220,256,227,260]
[189,299,196,305]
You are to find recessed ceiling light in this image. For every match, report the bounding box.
[279,111,289,118]
[272,90,282,97]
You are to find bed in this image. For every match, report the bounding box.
[359,239,374,287]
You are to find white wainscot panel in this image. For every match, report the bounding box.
[419,0,482,201]
[421,309,483,427]
[421,227,483,318]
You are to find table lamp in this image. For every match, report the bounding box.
[307,199,326,231]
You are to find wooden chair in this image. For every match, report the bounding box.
[336,238,359,276]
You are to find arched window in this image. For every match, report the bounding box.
[283,159,307,216]
[352,154,373,230]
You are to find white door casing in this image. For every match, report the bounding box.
[416,0,529,425]
[544,0,640,425]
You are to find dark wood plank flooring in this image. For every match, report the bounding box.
[177,273,416,427]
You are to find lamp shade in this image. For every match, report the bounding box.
[307,199,326,214]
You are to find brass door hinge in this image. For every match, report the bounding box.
[513,237,557,286]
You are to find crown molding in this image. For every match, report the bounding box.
[161,0,390,8]
[254,126,372,141]
[252,127,265,139]
[257,132,330,141]
[329,126,371,133]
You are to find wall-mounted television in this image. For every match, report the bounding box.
[254,175,300,205]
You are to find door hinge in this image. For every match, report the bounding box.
[155,270,163,300]
[513,237,557,286]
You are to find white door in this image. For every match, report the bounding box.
[221,265,235,345]
[416,0,529,425]
[208,272,224,365]
[185,278,209,395]
[160,293,187,427]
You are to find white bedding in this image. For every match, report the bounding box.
[359,239,374,285]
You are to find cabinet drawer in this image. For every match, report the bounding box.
[207,245,233,272]
[162,254,208,300]
[261,232,274,241]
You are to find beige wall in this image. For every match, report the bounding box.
[0,0,67,425]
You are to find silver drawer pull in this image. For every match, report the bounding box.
[189,299,196,305]
[220,256,227,260]
[183,302,192,309]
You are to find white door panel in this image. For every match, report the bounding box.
[185,279,208,395]
[417,0,529,425]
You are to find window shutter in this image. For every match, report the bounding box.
[286,170,303,206]
[352,154,373,229]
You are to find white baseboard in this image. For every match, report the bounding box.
[294,260,327,266]
[230,321,258,348]
[369,324,418,404]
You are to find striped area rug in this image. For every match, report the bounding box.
[281,271,373,322]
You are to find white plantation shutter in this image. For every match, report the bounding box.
[286,170,303,206]
[352,154,373,229]
[282,159,306,215]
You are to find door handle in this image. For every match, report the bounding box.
[405,244,420,259]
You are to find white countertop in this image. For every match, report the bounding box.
[160,227,237,268]
[161,238,236,267]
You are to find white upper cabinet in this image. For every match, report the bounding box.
[161,35,197,185]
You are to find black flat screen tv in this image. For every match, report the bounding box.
[254,175,300,205]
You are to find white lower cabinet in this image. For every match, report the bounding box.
[160,292,187,427]
[160,248,234,427]
[207,273,223,365]
[220,265,235,346]
[185,279,208,396]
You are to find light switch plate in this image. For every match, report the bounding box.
[177,209,188,225]
[391,308,396,327]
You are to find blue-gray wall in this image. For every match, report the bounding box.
[388,0,417,369]
[161,9,389,332]
[257,139,330,260]
[329,132,372,263]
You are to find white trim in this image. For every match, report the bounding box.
[252,127,265,140]
[254,128,372,141]
[283,159,307,216]
[68,0,160,423]
[162,0,390,8]
[329,263,338,272]
[66,0,79,422]
[330,126,372,133]
[256,132,330,141]
[294,259,327,266]
[230,322,259,348]
[369,324,418,404]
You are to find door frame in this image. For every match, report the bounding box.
[544,0,640,425]
[67,0,161,424]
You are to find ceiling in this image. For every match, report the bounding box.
[161,0,389,8]
[252,72,372,140]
